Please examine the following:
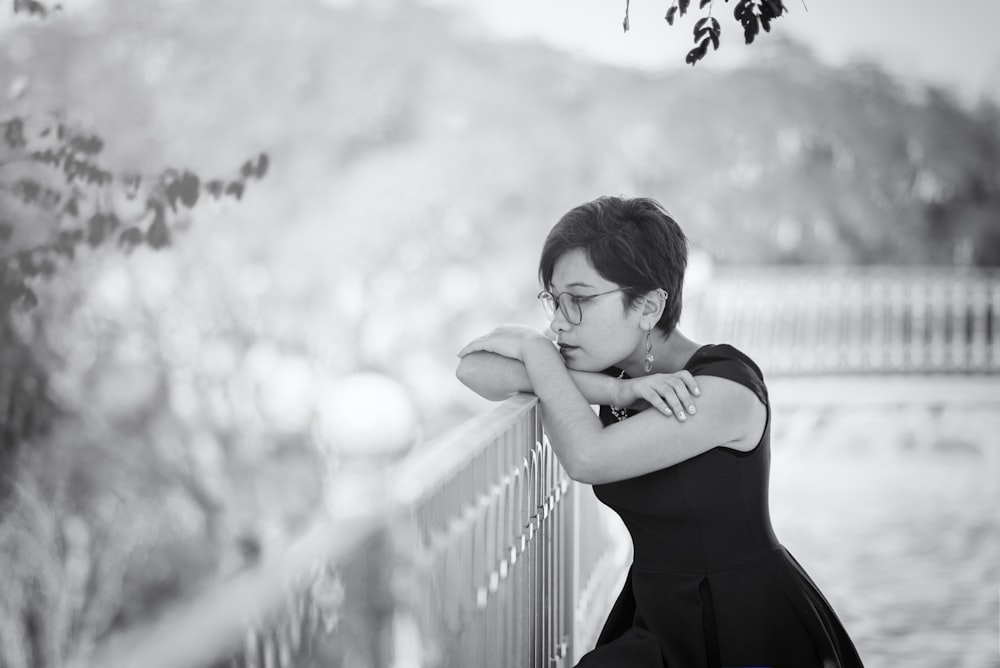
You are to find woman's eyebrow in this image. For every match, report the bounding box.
[565,282,594,289]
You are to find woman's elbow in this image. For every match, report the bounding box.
[456,358,506,401]
[554,448,601,484]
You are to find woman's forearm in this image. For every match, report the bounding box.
[456,351,623,404]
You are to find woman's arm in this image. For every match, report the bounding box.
[457,350,701,420]
[455,350,622,404]
[519,338,765,484]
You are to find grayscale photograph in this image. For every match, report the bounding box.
[0,1,998,667]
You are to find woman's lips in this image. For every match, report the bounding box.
[558,344,579,357]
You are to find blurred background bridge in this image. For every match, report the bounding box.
[88,265,1000,668]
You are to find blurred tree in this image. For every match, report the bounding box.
[0,3,279,666]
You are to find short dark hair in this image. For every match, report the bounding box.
[538,196,688,336]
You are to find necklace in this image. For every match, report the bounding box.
[609,369,629,422]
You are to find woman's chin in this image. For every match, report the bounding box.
[562,356,600,373]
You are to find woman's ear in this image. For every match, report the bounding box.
[641,289,668,318]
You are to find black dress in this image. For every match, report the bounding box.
[575,344,864,668]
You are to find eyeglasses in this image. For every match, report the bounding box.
[537,288,626,325]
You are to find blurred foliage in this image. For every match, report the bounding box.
[0,0,998,664]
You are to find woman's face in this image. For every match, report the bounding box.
[546,248,645,372]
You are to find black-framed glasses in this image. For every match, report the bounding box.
[536,288,627,325]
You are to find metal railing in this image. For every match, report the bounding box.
[91,395,629,668]
[684,266,1000,375]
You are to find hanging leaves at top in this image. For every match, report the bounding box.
[653,0,786,64]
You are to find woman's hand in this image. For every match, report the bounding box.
[457,325,553,362]
[617,371,701,422]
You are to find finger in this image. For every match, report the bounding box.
[662,377,696,416]
[643,390,673,418]
[653,384,687,421]
[676,370,701,397]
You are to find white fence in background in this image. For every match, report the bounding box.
[685,266,1000,375]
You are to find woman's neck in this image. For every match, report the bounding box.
[620,329,703,378]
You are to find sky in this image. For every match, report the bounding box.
[447,0,1000,107]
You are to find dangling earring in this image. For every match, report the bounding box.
[643,328,654,373]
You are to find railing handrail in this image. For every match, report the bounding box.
[393,394,537,507]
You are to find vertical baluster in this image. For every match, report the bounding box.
[547,438,555,666]
[912,275,923,371]
[848,279,865,372]
[477,447,488,668]
[928,277,947,371]
[950,275,970,371]
[518,440,529,668]
[991,282,1000,372]
[499,427,512,668]
[537,430,552,668]
[892,271,906,371]
[459,461,474,667]
[968,277,989,371]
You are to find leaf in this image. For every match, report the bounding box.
[679,0,690,15]
[164,180,180,211]
[0,222,12,243]
[760,13,771,31]
[255,153,269,178]
[699,0,711,7]
[64,198,79,217]
[118,227,144,251]
[240,159,255,179]
[743,15,759,43]
[70,135,103,155]
[146,216,171,250]
[762,0,784,18]
[225,181,245,200]
[177,171,200,207]
[694,16,709,32]
[206,180,224,198]
[87,213,108,247]
[665,6,677,24]
[685,39,710,65]
[4,118,26,149]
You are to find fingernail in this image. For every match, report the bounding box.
[679,413,687,421]
[694,388,701,396]
[688,406,696,415]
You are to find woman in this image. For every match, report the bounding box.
[455,196,864,668]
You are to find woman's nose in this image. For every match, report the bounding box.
[548,310,571,335]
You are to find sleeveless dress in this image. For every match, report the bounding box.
[575,344,864,668]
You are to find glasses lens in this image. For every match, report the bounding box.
[558,293,582,325]
[538,292,557,320]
